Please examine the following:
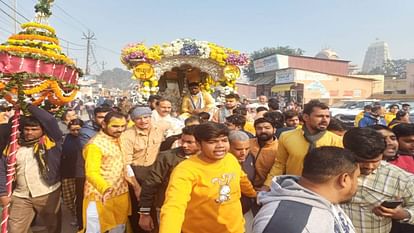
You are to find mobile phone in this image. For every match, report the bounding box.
[381,200,403,209]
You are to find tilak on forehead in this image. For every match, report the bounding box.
[108,118,127,127]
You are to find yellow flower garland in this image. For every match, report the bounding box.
[9,34,59,45]
[21,22,56,35]
[23,80,51,95]
[0,45,74,65]
[7,39,62,52]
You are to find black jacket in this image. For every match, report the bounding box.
[139,147,187,211]
[0,105,63,196]
[61,134,82,178]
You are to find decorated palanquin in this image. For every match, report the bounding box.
[120,39,249,104]
[0,1,82,107]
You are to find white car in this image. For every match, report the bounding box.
[330,100,379,117]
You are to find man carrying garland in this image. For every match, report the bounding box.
[0,104,63,233]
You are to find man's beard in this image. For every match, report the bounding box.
[257,133,273,142]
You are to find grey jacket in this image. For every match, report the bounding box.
[253,175,355,233]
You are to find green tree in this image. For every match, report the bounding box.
[243,46,304,80]
[367,59,414,78]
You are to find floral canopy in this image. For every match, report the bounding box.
[121,38,249,100]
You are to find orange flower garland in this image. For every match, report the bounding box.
[0,82,5,90]
[47,92,65,105]
[50,80,78,103]
[31,92,48,105]
[3,94,16,105]
[9,34,59,45]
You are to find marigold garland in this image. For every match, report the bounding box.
[3,94,16,105]
[0,45,74,65]
[21,22,56,35]
[9,34,59,45]
[23,80,51,95]
[7,39,62,52]
[50,80,78,102]
[19,29,56,39]
[31,92,48,105]
[47,92,64,105]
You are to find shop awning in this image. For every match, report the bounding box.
[271,84,292,92]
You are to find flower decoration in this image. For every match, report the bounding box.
[121,43,162,68]
[0,15,82,107]
[21,22,55,34]
[225,50,249,66]
[121,39,249,100]
[208,43,228,66]
[180,43,199,56]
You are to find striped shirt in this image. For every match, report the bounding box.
[341,161,414,233]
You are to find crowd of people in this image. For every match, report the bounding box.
[0,82,413,233]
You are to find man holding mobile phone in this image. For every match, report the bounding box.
[341,128,414,233]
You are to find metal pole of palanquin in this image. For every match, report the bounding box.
[1,108,20,233]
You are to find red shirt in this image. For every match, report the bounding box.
[390,154,414,174]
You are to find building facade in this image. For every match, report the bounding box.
[252,54,384,104]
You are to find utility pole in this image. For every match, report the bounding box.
[13,0,17,33]
[82,30,96,75]
[66,41,69,56]
[101,61,107,71]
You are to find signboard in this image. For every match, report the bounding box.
[275,69,295,84]
[295,69,331,81]
[253,54,289,73]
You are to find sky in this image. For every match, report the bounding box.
[0,0,413,74]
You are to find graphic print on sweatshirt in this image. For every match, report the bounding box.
[212,173,235,203]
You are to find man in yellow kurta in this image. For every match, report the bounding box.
[83,111,131,233]
[159,122,257,233]
[180,82,215,119]
[263,100,343,188]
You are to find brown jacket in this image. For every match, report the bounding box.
[249,138,278,187]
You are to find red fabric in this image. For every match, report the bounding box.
[390,154,414,174]
[0,52,79,84]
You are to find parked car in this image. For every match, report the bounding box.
[330,99,379,116]
[330,99,380,127]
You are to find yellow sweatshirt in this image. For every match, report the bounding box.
[264,128,343,186]
[159,153,256,233]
